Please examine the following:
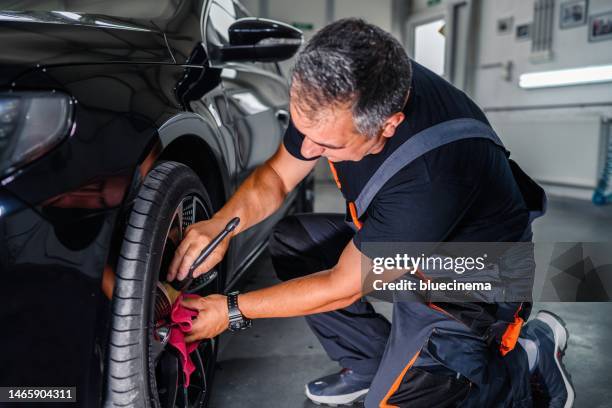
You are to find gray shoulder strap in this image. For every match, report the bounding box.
[354,118,506,217]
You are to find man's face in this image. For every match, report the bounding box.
[289,95,405,162]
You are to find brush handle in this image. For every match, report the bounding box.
[170,217,240,292]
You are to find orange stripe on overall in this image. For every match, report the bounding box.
[500,303,524,356]
[328,161,363,229]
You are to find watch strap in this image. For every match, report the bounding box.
[227,291,251,331]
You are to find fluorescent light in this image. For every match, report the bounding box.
[519,64,612,89]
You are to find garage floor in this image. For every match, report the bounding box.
[210,182,612,408]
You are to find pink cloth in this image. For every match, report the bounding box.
[167,293,200,387]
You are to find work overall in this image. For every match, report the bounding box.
[269,118,547,407]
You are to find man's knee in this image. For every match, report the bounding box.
[269,213,352,281]
[269,215,307,281]
[268,215,299,259]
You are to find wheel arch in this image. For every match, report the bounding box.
[158,135,227,212]
[156,112,233,212]
[102,112,233,300]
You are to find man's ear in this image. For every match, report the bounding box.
[381,112,405,138]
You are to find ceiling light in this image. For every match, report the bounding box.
[519,64,612,89]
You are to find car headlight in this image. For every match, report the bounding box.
[0,92,73,178]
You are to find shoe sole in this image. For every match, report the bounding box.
[305,385,368,407]
[535,310,575,408]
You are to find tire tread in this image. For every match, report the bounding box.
[105,161,215,408]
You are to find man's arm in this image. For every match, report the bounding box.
[239,240,364,318]
[168,143,316,281]
[181,240,364,341]
[215,143,316,236]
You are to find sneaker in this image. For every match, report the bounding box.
[305,368,370,406]
[522,310,575,408]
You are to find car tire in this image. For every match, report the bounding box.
[105,161,221,408]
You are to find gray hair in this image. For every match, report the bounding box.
[291,18,412,138]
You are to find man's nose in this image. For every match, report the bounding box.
[301,138,325,159]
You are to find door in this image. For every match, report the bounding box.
[204,0,293,273]
[404,0,475,91]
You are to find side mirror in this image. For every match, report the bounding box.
[215,18,303,63]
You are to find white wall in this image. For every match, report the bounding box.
[334,0,392,33]
[471,0,612,199]
[473,0,612,108]
[260,0,328,38]
[240,0,259,16]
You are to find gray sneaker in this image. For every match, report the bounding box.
[305,368,370,406]
[522,310,575,408]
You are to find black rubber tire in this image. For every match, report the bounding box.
[104,161,218,408]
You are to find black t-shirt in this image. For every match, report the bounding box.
[284,60,529,248]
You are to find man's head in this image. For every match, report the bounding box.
[290,18,412,162]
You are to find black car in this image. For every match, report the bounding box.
[0,1,311,406]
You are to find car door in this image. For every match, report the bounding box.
[204,0,293,273]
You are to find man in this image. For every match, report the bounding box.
[168,19,574,407]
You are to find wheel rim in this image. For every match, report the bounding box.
[151,194,218,408]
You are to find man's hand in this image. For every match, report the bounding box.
[181,294,229,342]
[167,218,232,282]
[167,143,316,283]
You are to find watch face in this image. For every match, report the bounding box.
[229,318,251,331]
[230,320,245,331]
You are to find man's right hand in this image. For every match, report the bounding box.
[166,143,316,283]
[167,217,233,282]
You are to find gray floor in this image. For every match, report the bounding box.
[210,182,612,408]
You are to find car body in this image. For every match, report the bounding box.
[0,1,308,406]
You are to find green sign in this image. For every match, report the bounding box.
[427,0,441,6]
[292,22,314,30]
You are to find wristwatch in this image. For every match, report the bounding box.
[227,291,252,331]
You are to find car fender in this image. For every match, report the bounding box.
[156,111,234,205]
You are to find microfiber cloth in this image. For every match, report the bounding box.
[168,293,200,388]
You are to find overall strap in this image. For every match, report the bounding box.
[354,118,506,218]
[327,160,363,229]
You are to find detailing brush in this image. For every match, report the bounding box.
[158,217,240,311]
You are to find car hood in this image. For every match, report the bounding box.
[0,11,174,87]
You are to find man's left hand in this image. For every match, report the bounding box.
[181,294,229,342]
